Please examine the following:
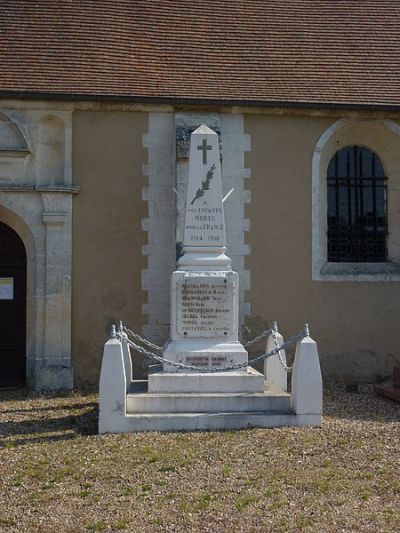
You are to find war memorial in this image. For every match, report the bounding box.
[99,125,322,433]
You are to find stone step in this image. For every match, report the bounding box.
[126,390,291,414]
[110,411,321,432]
[147,368,265,393]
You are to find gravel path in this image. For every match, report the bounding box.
[0,384,399,532]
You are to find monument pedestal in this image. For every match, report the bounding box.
[148,267,264,394]
[150,264,262,392]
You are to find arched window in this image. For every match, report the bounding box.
[327,146,388,262]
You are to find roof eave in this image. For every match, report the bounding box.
[0,90,399,112]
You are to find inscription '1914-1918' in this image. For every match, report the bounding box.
[177,277,234,338]
[186,206,223,243]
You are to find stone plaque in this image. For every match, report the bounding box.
[180,353,229,369]
[177,276,234,337]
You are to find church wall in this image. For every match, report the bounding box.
[70,109,400,386]
[2,100,400,388]
[72,111,148,385]
[245,114,400,382]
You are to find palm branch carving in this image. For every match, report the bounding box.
[190,164,216,205]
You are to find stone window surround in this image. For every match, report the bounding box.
[312,118,400,282]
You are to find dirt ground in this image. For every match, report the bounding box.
[0,384,399,532]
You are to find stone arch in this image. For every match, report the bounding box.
[0,111,29,151]
[312,118,400,281]
[0,204,38,386]
[37,115,65,185]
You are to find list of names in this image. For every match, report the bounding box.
[177,277,233,338]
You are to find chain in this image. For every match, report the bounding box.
[118,330,305,373]
[123,326,162,353]
[123,324,273,352]
[271,328,293,372]
[243,328,272,348]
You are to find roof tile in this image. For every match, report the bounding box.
[0,0,399,107]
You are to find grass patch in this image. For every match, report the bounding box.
[115,519,130,530]
[158,465,176,473]
[86,521,107,531]
[235,494,258,511]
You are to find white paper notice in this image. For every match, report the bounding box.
[0,278,14,300]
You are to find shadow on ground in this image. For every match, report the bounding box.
[0,388,98,447]
[1,384,399,448]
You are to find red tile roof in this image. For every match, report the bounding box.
[1,0,399,109]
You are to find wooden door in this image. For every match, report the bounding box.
[0,222,27,387]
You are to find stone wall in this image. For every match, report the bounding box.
[245,114,400,382]
[2,100,399,387]
[0,107,75,390]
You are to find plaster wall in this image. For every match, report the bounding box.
[245,114,400,381]
[72,111,148,385]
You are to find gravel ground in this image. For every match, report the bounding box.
[0,384,399,532]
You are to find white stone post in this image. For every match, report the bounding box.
[99,326,127,434]
[291,325,323,418]
[264,323,287,391]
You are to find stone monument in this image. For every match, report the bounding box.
[148,124,263,394]
[98,125,323,433]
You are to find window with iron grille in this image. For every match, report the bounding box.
[327,146,388,262]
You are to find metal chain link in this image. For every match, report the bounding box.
[123,324,273,352]
[118,329,305,373]
[123,326,162,353]
[243,328,272,348]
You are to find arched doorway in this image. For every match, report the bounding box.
[0,221,27,387]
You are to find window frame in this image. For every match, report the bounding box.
[327,145,388,263]
[312,118,400,282]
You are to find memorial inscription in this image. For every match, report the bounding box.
[183,126,226,248]
[185,163,225,245]
[177,276,234,338]
[180,353,229,369]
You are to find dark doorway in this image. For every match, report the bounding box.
[0,222,27,387]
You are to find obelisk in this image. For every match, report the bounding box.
[178,124,230,270]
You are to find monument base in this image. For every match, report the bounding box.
[148,367,264,393]
[162,339,248,373]
[122,413,321,433]
[98,331,323,434]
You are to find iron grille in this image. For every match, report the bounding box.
[327,146,388,262]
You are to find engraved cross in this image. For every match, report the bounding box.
[197,138,212,165]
